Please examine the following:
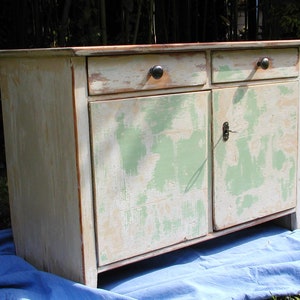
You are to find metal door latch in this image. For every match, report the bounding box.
[222,122,237,141]
[223,122,230,141]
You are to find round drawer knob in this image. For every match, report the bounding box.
[257,57,270,70]
[149,65,164,79]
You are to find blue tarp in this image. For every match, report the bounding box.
[1,224,300,299]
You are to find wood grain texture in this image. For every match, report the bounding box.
[212,48,299,83]
[71,57,98,287]
[0,57,92,284]
[0,41,299,286]
[212,81,298,230]
[2,40,300,58]
[89,92,210,266]
[88,52,207,95]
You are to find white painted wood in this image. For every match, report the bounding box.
[289,80,300,230]
[212,48,299,83]
[88,52,207,95]
[71,57,98,287]
[89,92,210,266]
[212,82,298,230]
[3,40,300,58]
[0,57,96,286]
[0,41,299,286]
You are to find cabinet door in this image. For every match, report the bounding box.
[212,82,298,230]
[89,92,210,267]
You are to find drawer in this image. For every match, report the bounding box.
[212,48,299,83]
[87,52,207,95]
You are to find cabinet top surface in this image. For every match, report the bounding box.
[1,40,300,58]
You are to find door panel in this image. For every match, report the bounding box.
[89,92,210,266]
[213,82,298,230]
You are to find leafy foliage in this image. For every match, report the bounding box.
[279,1,300,37]
[2,0,300,50]
[260,0,300,39]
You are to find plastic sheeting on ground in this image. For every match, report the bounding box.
[1,224,300,299]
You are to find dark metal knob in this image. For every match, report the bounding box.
[257,57,270,70]
[149,65,163,79]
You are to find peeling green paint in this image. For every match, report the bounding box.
[287,160,296,200]
[215,65,243,82]
[244,89,260,135]
[145,94,208,193]
[212,90,227,168]
[289,159,296,186]
[215,138,226,168]
[281,178,289,202]
[90,91,209,262]
[98,202,105,214]
[226,137,265,195]
[236,194,259,215]
[184,159,207,193]
[149,135,175,192]
[233,87,248,104]
[189,102,201,130]
[144,97,178,134]
[116,113,146,175]
[136,194,147,205]
[178,131,206,191]
[100,252,108,263]
[152,210,161,242]
[212,81,298,230]
[181,200,194,219]
[273,150,286,170]
[163,218,181,234]
[192,200,205,236]
[213,91,220,112]
[197,199,206,217]
[280,158,297,202]
[139,206,148,226]
[278,85,294,95]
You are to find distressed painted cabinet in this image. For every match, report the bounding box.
[89,92,210,266]
[0,41,299,287]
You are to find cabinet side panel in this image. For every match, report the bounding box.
[0,58,84,282]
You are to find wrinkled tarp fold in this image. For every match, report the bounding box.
[1,224,300,299]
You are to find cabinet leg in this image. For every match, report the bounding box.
[274,213,299,230]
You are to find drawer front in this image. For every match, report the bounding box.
[212,81,298,230]
[212,48,299,83]
[88,52,207,95]
[89,92,210,266]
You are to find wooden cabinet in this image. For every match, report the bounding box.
[212,82,298,230]
[0,41,299,287]
[211,48,299,83]
[89,92,210,267]
[87,52,207,95]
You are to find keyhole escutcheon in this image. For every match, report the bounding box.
[223,122,230,141]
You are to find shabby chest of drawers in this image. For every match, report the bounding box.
[1,41,299,287]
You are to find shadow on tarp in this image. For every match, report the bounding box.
[1,223,300,299]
